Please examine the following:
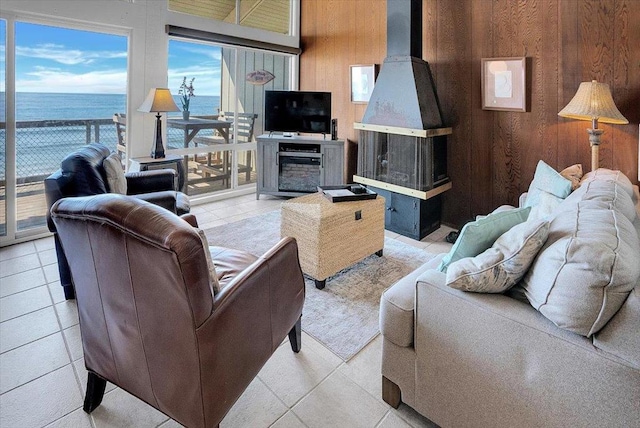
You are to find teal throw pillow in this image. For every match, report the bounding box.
[524,160,572,208]
[438,206,531,273]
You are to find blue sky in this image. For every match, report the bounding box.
[0,21,222,96]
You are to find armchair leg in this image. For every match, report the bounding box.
[83,372,107,413]
[382,376,401,409]
[63,284,76,300]
[54,235,76,300]
[288,316,302,353]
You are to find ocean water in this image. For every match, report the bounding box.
[0,92,220,178]
[0,92,221,121]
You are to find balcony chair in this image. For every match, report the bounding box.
[50,194,305,428]
[112,113,126,163]
[193,112,258,183]
[44,142,190,300]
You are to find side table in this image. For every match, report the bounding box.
[129,155,185,192]
[281,192,385,289]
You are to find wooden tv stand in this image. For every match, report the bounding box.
[256,134,344,199]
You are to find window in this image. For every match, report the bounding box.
[167,38,292,196]
[0,19,127,243]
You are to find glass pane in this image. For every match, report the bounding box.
[237,149,256,186]
[238,0,290,34]
[168,39,222,117]
[15,22,126,232]
[220,49,292,139]
[180,151,232,196]
[168,39,224,195]
[0,19,6,236]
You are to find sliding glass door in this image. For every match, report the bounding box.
[0,18,127,245]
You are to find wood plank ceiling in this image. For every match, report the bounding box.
[169,0,289,34]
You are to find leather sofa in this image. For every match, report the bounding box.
[44,142,190,299]
[379,169,640,427]
[50,194,305,428]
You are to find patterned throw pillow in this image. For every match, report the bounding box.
[437,206,531,273]
[446,220,550,293]
[102,153,127,194]
[196,228,221,296]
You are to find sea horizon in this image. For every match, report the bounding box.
[0,92,221,178]
[0,92,221,121]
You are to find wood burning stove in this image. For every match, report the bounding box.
[352,0,453,240]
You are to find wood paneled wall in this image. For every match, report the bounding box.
[300,0,640,228]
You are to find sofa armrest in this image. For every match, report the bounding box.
[519,192,528,208]
[195,238,305,420]
[133,191,178,213]
[125,169,177,194]
[413,278,639,428]
[212,237,305,340]
[44,170,69,232]
[594,285,640,368]
[379,255,445,348]
[181,213,199,228]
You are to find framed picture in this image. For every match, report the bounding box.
[350,64,377,103]
[481,57,527,112]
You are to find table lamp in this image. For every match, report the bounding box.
[558,80,628,171]
[138,88,180,158]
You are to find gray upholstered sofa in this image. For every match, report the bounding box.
[379,168,640,427]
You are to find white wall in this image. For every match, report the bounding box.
[1,0,299,158]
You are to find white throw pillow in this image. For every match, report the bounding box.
[522,174,640,337]
[196,228,221,296]
[446,220,550,293]
[103,153,127,194]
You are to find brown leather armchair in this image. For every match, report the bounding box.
[50,194,305,428]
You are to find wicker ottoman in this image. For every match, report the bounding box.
[281,192,385,289]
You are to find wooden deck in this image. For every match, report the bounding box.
[1,165,257,233]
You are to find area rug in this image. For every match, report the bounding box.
[204,210,436,360]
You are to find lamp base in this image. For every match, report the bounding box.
[150,113,166,159]
[587,128,604,172]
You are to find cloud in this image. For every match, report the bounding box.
[17,68,127,94]
[14,65,222,95]
[16,43,126,65]
[168,65,222,96]
[180,46,222,61]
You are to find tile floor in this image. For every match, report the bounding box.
[0,194,453,428]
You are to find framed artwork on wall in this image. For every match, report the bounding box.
[481,57,527,112]
[350,64,377,103]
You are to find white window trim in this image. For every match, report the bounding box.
[167,0,300,50]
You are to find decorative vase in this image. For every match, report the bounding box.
[182,110,190,121]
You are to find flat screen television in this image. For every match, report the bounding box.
[265,91,332,134]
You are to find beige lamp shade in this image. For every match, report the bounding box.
[137,88,180,113]
[558,80,628,124]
